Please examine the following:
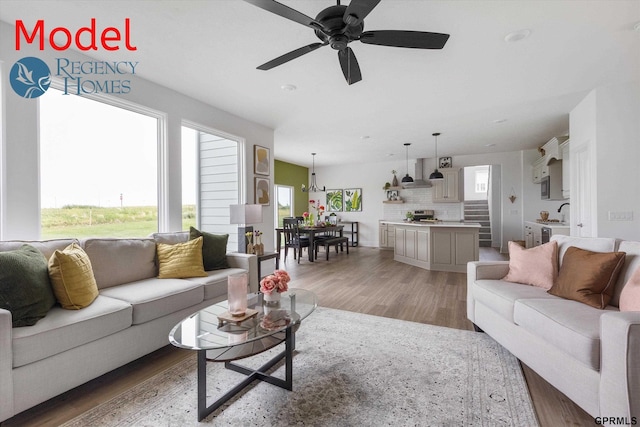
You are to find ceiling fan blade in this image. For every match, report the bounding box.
[243,0,324,31]
[338,47,362,85]
[257,42,326,70]
[360,30,450,49]
[343,0,381,26]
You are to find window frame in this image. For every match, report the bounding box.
[40,79,168,234]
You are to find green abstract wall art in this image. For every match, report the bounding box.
[326,189,343,212]
[344,188,362,212]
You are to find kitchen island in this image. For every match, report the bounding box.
[381,221,481,272]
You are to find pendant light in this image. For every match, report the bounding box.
[301,153,325,192]
[401,143,414,183]
[429,132,444,180]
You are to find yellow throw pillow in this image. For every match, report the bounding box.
[157,236,207,279]
[48,243,99,309]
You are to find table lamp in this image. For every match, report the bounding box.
[229,204,263,253]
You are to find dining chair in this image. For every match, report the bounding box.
[282,217,310,263]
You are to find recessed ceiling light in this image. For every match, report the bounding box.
[493,118,507,124]
[634,22,640,32]
[280,84,297,91]
[485,143,496,147]
[361,135,371,140]
[504,29,531,43]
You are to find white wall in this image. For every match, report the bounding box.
[0,21,275,247]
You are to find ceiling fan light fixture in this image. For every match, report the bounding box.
[430,132,444,181]
[402,143,413,182]
[244,0,450,85]
[301,152,326,192]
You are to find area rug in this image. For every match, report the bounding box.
[62,307,538,426]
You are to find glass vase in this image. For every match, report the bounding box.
[227,273,248,316]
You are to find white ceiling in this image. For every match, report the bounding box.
[1,1,639,168]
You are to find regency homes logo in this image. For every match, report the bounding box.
[10,57,51,98]
[10,18,139,98]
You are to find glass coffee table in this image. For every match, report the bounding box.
[169,289,317,421]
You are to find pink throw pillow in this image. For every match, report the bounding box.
[503,240,558,290]
[620,266,640,312]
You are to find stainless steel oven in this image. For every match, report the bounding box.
[541,226,552,244]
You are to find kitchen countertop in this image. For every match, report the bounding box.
[381,220,481,228]
[525,220,570,229]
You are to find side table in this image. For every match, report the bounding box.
[340,221,359,246]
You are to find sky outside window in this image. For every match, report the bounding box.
[39,90,158,208]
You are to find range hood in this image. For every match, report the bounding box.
[402,159,432,188]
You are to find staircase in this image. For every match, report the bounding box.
[464,200,492,247]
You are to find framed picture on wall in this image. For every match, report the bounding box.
[344,188,362,212]
[255,177,270,206]
[439,156,452,168]
[326,189,343,212]
[254,145,270,176]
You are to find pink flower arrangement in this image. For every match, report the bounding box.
[260,269,291,294]
[308,200,325,223]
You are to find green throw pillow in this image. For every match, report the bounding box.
[189,227,229,271]
[0,244,56,327]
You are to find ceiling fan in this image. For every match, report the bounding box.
[243,0,450,85]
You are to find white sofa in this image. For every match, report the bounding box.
[467,235,640,421]
[0,232,257,423]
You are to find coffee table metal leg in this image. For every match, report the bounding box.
[196,327,295,421]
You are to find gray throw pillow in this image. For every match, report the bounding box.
[0,244,56,327]
[189,227,229,271]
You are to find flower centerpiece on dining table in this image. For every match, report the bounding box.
[305,199,325,226]
[260,269,290,302]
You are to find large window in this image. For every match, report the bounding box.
[181,124,239,251]
[40,90,159,238]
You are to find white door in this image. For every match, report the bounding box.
[573,144,593,237]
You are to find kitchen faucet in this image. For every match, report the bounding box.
[557,202,570,222]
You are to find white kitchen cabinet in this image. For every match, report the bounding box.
[391,223,479,272]
[561,140,570,199]
[532,224,543,247]
[430,228,479,272]
[393,225,430,268]
[433,168,463,202]
[524,221,569,247]
[524,224,534,248]
[379,222,395,249]
[532,157,549,184]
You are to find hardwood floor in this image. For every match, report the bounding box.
[4,247,593,426]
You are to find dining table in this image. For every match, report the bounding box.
[275,224,344,262]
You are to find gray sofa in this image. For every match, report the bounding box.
[0,232,257,423]
[467,235,640,421]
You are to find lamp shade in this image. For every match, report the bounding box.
[229,204,263,225]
